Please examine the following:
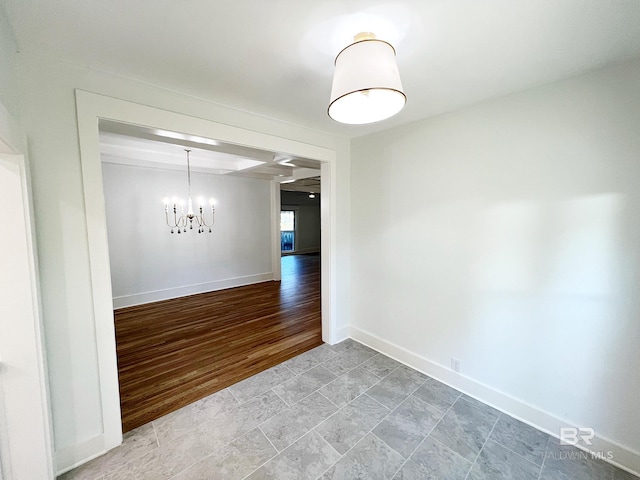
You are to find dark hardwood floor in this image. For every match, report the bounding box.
[114,253,321,432]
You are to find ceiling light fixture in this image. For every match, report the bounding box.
[163,149,215,234]
[328,32,406,125]
[309,193,316,199]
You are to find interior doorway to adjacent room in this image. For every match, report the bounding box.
[96,120,325,431]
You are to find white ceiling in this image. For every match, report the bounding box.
[4,0,640,137]
[98,120,321,184]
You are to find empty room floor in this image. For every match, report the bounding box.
[59,339,637,480]
[115,253,321,432]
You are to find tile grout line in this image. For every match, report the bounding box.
[230,366,297,405]
[315,428,344,461]
[489,435,547,470]
[239,410,333,480]
[315,377,435,478]
[227,386,241,404]
[362,391,394,411]
[388,393,461,478]
[258,425,280,455]
[166,428,236,480]
[242,409,319,480]
[284,347,340,376]
[253,396,329,456]
[312,397,350,434]
[282,363,298,376]
[374,434,412,463]
[314,430,377,479]
[345,374,433,471]
[537,436,552,480]
[269,386,290,407]
[316,389,340,409]
[275,377,336,407]
[241,429,324,480]
[317,390,390,432]
[365,364,401,381]
[463,412,502,480]
[88,421,168,479]
[194,384,309,471]
[251,364,358,453]
[150,420,160,448]
[165,392,290,475]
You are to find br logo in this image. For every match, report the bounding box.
[560,427,595,446]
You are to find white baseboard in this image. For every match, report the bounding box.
[55,433,119,475]
[328,325,349,345]
[113,272,274,309]
[350,325,640,477]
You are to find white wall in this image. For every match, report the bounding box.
[16,51,350,472]
[103,161,273,307]
[350,59,640,473]
[0,6,19,121]
[0,4,22,153]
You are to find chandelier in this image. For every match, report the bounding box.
[163,149,215,234]
[328,32,406,124]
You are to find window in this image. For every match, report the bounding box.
[281,210,295,252]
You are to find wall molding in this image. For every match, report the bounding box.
[113,272,274,309]
[332,325,350,345]
[350,325,640,477]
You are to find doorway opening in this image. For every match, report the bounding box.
[76,90,338,450]
[280,209,296,252]
[92,116,328,432]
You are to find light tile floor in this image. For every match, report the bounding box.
[59,339,639,480]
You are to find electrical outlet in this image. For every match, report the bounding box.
[451,357,461,373]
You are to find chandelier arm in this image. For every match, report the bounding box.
[193,210,203,227]
[166,206,181,228]
[200,209,214,227]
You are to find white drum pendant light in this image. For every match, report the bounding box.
[328,32,406,125]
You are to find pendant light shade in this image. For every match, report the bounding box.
[328,33,406,125]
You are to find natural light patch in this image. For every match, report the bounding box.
[472,201,540,293]
[547,193,623,298]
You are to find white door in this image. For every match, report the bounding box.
[0,154,54,479]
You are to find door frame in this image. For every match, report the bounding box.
[0,150,55,478]
[75,89,339,453]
